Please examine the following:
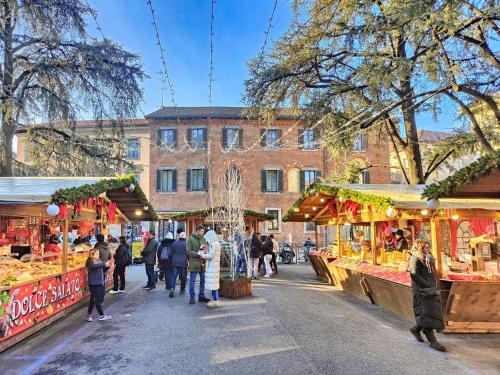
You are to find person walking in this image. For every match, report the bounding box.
[247,231,261,280]
[409,240,446,351]
[269,234,279,274]
[200,230,222,308]
[234,233,246,274]
[158,233,174,288]
[86,248,112,322]
[109,236,129,294]
[261,237,273,278]
[95,234,111,275]
[168,231,188,297]
[186,224,210,304]
[141,231,158,291]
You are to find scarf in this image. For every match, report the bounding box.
[410,248,436,274]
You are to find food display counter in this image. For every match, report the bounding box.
[0,176,157,351]
[284,175,500,332]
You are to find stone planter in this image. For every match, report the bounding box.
[219,277,253,299]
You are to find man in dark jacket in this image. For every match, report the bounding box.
[141,231,158,291]
[168,230,188,298]
[247,232,261,280]
[110,236,129,294]
[186,224,210,304]
[95,234,112,275]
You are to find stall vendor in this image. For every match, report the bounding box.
[44,235,62,258]
[382,228,397,252]
[395,229,409,252]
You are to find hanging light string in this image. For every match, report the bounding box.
[256,0,278,66]
[146,0,177,108]
[208,0,216,111]
[85,0,106,40]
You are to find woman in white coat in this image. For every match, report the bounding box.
[199,230,221,308]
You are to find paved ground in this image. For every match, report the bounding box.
[1,263,499,375]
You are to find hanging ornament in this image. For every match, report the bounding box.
[58,205,68,219]
[327,198,337,218]
[72,201,82,220]
[426,199,440,210]
[107,202,117,223]
[124,184,135,193]
[386,206,398,218]
[96,203,103,220]
[46,204,60,217]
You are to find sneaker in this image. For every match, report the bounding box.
[142,285,150,289]
[118,290,125,293]
[148,287,156,292]
[179,290,186,295]
[207,301,221,309]
[189,297,195,305]
[109,290,120,294]
[264,274,271,278]
[86,315,94,322]
[169,290,174,298]
[98,315,112,321]
[198,296,210,303]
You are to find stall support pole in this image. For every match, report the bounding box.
[314,222,319,251]
[336,223,342,257]
[62,219,69,273]
[430,217,442,276]
[370,220,377,265]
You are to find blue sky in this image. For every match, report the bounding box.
[87,0,453,131]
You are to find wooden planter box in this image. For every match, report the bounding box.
[219,277,253,299]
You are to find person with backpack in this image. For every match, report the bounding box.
[158,233,175,291]
[109,236,131,294]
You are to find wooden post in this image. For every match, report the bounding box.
[431,217,442,276]
[371,220,377,265]
[336,223,342,257]
[62,219,69,273]
[314,222,319,251]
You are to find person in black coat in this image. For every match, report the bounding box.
[141,231,158,291]
[158,234,175,289]
[168,231,188,297]
[247,232,262,280]
[395,229,409,252]
[409,240,446,351]
[110,236,129,293]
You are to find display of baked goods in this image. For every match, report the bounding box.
[0,256,62,288]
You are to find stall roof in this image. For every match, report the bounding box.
[423,150,500,199]
[0,176,158,221]
[170,207,273,222]
[283,183,500,223]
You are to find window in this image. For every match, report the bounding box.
[126,138,140,159]
[353,133,367,151]
[223,128,242,149]
[300,129,318,150]
[188,128,207,149]
[261,169,283,193]
[187,168,208,191]
[260,129,281,148]
[305,222,316,233]
[156,169,177,192]
[300,170,320,192]
[266,209,281,232]
[157,128,177,148]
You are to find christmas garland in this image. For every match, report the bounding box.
[170,207,274,221]
[282,183,395,222]
[422,149,500,199]
[51,175,159,221]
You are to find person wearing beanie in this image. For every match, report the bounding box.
[168,229,188,297]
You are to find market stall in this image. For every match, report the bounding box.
[0,176,157,350]
[283,152,500,333]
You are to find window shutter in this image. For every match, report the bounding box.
[300,171,305,192]
[260,129,266,147]
[186,169,191,191]
[187,129,192,147]
[238,128,243,148]
[298,129,303,149]
[172,170,177,191]
[314,127,321,149]
[362,132,368,150]
[157,129,162,147]
[203,128,208,148]
[222,128,228,149]
[203,168,209,191]
[156,170,161,192]
[316,170,321,181]
[277,129,283,147]
[173,129,178,148]
[278,170,284,192]
[261,170,266,192]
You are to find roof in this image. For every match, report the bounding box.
[0,176,158,221]
[145,106,299,120]
[283,182,500,223]
[16,119,149,133]
[417,130,451,144]
[170,207,273,221]
[422,149,500,199]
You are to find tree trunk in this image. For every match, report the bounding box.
[0,2,15,177]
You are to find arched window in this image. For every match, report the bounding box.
[457,220,471,258]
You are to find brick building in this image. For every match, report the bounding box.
[146,107,391,246]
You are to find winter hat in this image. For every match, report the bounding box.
[178,232,186,239]
[204,230,219,244]
[165,232,174,240]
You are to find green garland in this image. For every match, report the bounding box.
[282,183,395,222]
[170,207,274,221]
[51,175,159,221]
[422,149,500,199]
